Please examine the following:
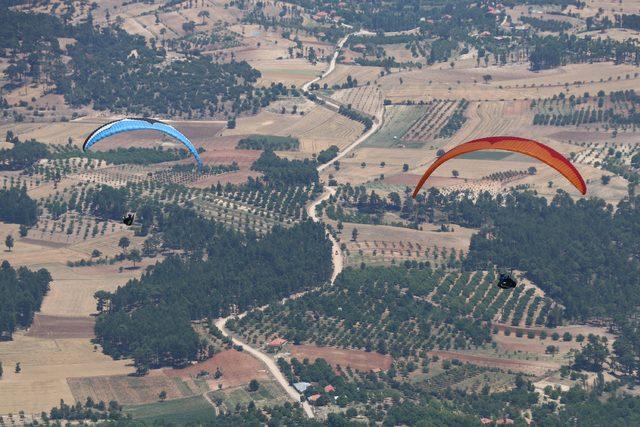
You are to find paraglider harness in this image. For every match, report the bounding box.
[497,270,517,289]
[122,213,135,226]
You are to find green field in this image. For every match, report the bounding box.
[125,395,216,424]
[365,105,428,148]
[209,380,290,410]
[457,151,514,160]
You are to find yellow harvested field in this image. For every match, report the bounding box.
[379,62,640,102]
[226,106,363,153]
[40,261,155,318]
[319,64,383,88]
[330,86,383,117]
[253,59,326,87]
[0,334,132,414]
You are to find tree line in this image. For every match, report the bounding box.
[0,261,52,339]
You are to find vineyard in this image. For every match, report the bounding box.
[403,100,469,142]
[366,100,469,148]
[228,268,561,362]
[531,89,640,131]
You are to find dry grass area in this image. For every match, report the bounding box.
[225,107,363,154]
[0,334,133,414]
[0,219,150,414]
[26,314,95,339]
[336,221,473,267]
[289,344,392,373]
[167,349,271,390]
[379,62,640,102]
[330,86,383,117]
[319,64,384,88]
[428,349,561,376]
[68,370,205,407]
[0,117,226,150]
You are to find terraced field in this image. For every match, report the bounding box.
[330,85,383,117]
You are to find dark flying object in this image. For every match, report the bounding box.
[122,213,135,226]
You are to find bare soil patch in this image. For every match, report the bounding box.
[26,314,95,339]
[289,344,392,373]
[166,349,270,390]
[428,350,560,376]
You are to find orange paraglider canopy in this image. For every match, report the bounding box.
[412,136,586,198]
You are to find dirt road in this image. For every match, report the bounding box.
[213,316,314,417]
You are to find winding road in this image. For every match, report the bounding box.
[214,29,385,419]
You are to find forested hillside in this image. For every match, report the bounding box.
[463,191,640,320]
[95,212,332,368]
[0,7,285,118]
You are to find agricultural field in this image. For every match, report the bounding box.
[68,372,207,407]
[378,62,640,103]
[329,86,383,117]
[225,106,364,154]
[318,64,384,89]
[230,269,563,364]
[0,333,132,414]
[167,349,272,391]
[364,105,428,148]
[209,380,289,410]
[124,395,217,424]
[335,221,474,268]
[288,345,393,373]
[531,90,640,132]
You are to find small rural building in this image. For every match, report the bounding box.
[308,393,322,402]
[480,418,493,426]
[294,382,311,393]
[324,384,335,393]
[312,11,328,21]
[352,43,367,52]
[267,337,288,348]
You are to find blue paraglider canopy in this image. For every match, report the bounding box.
[83,118,203,169]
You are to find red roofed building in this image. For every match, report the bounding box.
[496,418,515,425]
[313,11,329,21]
[324,384,335,393]
[480,418,493,425]
[267,337,288,348]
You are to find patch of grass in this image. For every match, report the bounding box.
[172,377,195,395]
[125,395,216,423]
[210,381,288,409]
[365,105,427,148]
[457,151,514,160]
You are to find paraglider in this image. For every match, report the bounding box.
[83,118,203,169]
[497,271,517,290]
[122,213,135,226]
[412,136,586,198]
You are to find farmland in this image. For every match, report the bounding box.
[329,85,383,117]
[2,0,640,423]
